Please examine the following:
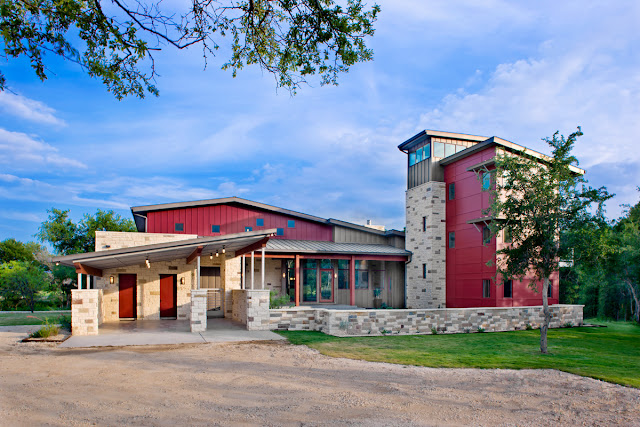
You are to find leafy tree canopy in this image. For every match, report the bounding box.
[36,208,137,255]
[0,0,380,98]
[0,238,45,263]
[0,260,51,312]
[486,127,611,353]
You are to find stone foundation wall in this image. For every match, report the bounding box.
[190,289,207,333]
[71,289,103,336]
[269,304,584,337]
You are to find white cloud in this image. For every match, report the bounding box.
[0,92,65,126]
[0,210,42,223]
[0,128,87,169]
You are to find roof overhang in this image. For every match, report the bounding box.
[53,229,277,275]
[398,130,488,152]
[264,239,410,260]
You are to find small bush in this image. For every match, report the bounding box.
[477,327,485,333]
[525,323,533,330]
[30,323,60,338]
[59,315,72,331]
[563,322,573,328]
[431,327,438,335]
[269,291,292,309]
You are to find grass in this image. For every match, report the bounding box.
[277,320,640,388]
[0,311,70,327]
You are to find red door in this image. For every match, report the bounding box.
[119,274,137,319]
[160,274,177,318]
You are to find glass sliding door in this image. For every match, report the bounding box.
[319,270,334,302]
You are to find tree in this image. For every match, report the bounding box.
[0,238,45,263]
[0,0,380,98]
[610,200,640,323]
[486,127,611,353]
[0,260,50,312]
[36,208,137,255]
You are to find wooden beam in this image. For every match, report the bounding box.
[186,246,203,264]
[235,237,269,258]
[74,263,103,277]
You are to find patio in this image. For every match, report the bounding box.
[59,318,285,348]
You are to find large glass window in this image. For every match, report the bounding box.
[482,172,491,190]
[433,142,445,157]
[456,145,466,153]
[355,260,369,289]
[302,267,317,302]
[409,152,416,166]
[285,260,296,301]
[320,259,332,269]
[338,259,349,290]
[416,147,423,163]
[444,143,456,157]
[423,143,431,159]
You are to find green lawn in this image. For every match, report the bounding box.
[0,311,70,326]
[277,321,640,388]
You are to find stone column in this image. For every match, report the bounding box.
[190,289,208,333]
[245,289,271,330]
[71,289,102,336]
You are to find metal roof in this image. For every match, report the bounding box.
[53,229,276,271]
[398,129,488,152]
[265,239,410,256]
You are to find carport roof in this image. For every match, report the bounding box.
[53,229,277,273]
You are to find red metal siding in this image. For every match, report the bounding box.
[444,147,559,308]
[146,204,332,241]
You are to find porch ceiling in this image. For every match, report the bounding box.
[53,229,276,271]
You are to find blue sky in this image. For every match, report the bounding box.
[1,0,639,244]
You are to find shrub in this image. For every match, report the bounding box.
[30,323,60,338]
[477,327,485,333]
[431,327,438,335]
[563,322,573,328]
[269,291,292,309]
[526,323,533,330]
[59,314,72,331]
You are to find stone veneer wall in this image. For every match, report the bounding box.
[231,289,271,330]
[95,231,197,251]
[405,181,447,308]
[269,305,583,337]
[190,289,207,332]
[71,289,103,335]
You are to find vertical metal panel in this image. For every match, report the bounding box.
[145,203,332,241]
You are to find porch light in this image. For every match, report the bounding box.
[222,246,226,254]
[109,276,114,284]
[145,257,151,268]
[210,253,213,260]
[282,272,286,278]
[215,250,219,257]
[55,262,60,266]
[180,277,185,285]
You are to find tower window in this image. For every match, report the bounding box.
[174,223,184,232]
[449,232,455,249]
[449,183,455,200]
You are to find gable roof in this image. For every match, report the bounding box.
[131,196,404,236]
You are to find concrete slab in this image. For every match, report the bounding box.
[59,318,285,348]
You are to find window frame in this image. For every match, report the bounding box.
[211,224,220,233]
[547,280,553,298]
[448,183,455,200]
[174,223,184,232]
[276,228,284,236]
[482,226,491,245]
[256,218,264,227]
[482,279,491,298]
[422,216,426,232]
[448,231,455,249]
[422,263,427,279]
[504,280,513,298]
[287,220,296,228]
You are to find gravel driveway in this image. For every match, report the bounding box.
[0,329,638,426]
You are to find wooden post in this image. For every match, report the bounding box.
[77,273,83,290]
[241,255,245,289]
[261,247,265,290]
[251,251,255,290]
[295,254,300,307]
[349,255,356,306]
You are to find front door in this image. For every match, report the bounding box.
[119,274,137,319]
[319,269,334,303]
[159,274,177,318]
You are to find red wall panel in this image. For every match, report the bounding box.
[146,204,332,241]
[444,147,559,308]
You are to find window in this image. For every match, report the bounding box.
[448,183,455,200]
[416,147,423,163]
[503,228,512,243]
[422,263,427,279]
[409,152,416,166]
[338,260,349,290]
[482,172,491,190]
[444,143,456,157]
[276,228,284,236]
[449,232,455,249]
[174,223,184,232]
[483,279,491,298]
[455,145,466,153]
[433,142,445,157]
[355,260,369,289]
[211,225,220,233]
[548,280,553,298]
[504,280,513,298]
[422,216,426,232]
[245,226,252,232]
[256,218,264,226]
[287,220,295,228]
[482,226,491,245]
[423,143,431,159]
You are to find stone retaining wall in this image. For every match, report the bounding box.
[71,289,103,336]
[269,304,583,337]
[190,290,207,333]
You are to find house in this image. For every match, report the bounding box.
[55,129,585,336]
[399,130,583,309]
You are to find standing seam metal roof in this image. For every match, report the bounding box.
[265,239,410,256]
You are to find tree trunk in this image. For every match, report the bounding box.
[625,279,640,324]
[540,277,550,354]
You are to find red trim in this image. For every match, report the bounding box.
[74,263,103,277]
[294,255,300,307]
[349,255,355,306]
[186,246,203,264]
[235,237,269,257]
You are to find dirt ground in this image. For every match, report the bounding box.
[0,328,639,426]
